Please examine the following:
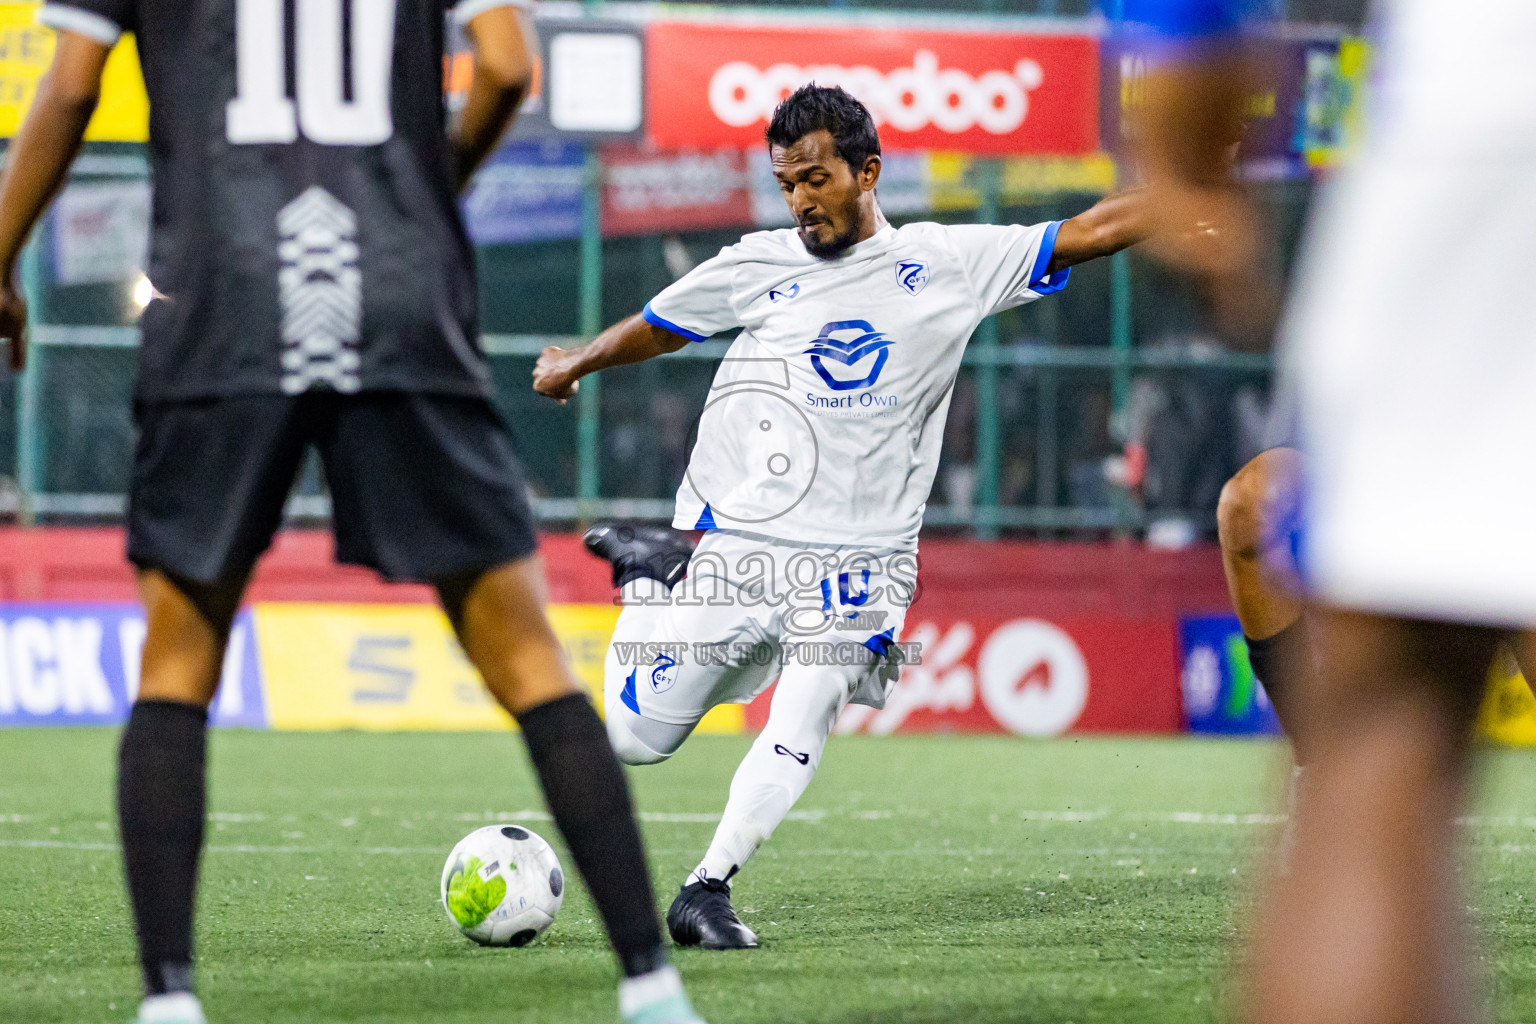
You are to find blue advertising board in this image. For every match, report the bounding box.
[0,604,265,728]
[1179,614,1282,736]
[461,141,586,245]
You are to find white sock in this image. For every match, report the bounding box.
[619,965,685,1016]
[136,992,205,1023]
[694,813,773,884]
[688,665,853,885]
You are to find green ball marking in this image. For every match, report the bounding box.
[445,856,509,929]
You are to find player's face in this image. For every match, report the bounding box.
[771,131,881,260]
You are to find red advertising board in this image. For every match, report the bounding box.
[601,147,753,237]
[746,612,1184,736]
[646,22,1099,155]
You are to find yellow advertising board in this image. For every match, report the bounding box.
[0,2,148,141]
[252,602,745,735]
[1477,651,1536,746]
[927,151,1118,212]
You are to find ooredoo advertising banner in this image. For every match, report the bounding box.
[645,22,1099,155]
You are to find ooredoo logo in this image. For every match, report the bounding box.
[708,51,1046,135]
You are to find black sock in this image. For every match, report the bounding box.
[518,694,666,978]
[1246,619,1308,755]
[117,700,208,997]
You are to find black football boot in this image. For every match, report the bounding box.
[666,875,760,950]
[583,521,696,589]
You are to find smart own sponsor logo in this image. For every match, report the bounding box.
[803,320,902,413]
[708,51,1046,135]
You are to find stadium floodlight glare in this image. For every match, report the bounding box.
[132,273,154,311]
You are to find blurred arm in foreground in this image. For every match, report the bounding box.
[1124,0,1277,347]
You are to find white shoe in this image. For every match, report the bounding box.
[619,966,706,1024]
[132,992,207,1024]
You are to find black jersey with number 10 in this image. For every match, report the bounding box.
[39,0,506,401]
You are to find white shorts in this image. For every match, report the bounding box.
[602,529,914,726]
[1284,146,1536,626]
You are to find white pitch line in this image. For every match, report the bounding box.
[0,839,447,855]
[15,811,1536,858]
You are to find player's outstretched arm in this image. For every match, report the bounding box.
[0,30,111,370]
[1045,188,1159,273]
[452,5,537,193]
[533,314,692,404]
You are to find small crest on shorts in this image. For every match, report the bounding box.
[649,653,678,694]
[895,259,929,296]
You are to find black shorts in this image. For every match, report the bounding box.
[127,392,539,586]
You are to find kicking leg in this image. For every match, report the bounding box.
[442,558,703,1024]
[1217,447,1310,759]
[669,657,863,949]
[603,579,697,765]
[1246,610,1497,1024]
[119,570,246,1024]
[586,521,708,764]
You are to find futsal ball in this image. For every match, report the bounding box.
[441,825,564,946]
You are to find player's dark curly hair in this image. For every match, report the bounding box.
[766,84,881,170]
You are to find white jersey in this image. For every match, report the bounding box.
[643,220,1068,550]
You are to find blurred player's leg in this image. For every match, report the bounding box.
[118,571,247,1024]
[1217,447,1309,758]
[444,558,703,1024]
[1247,611,1497,1024]
[668,655,864,946]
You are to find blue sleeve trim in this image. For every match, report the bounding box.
[1028,220,1072,296]
[642,302,709,343]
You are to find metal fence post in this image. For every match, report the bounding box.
[973,158,1002,541]
[1110,249,1132,428]
[1109,249,1137,532]
[15,232,43,527]
[575,146,603,515]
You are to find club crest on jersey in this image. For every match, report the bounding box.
[769,283,800,303]
[805,320,895,391]
[895,259,929,296]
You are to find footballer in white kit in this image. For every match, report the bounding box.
[534,84,1157,948]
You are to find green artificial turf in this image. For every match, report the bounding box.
[3,730,1536,1023]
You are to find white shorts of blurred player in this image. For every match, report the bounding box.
[1284,147,1536,626]
[602,529,914,764]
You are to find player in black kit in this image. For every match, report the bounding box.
[0,4,706,1023]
